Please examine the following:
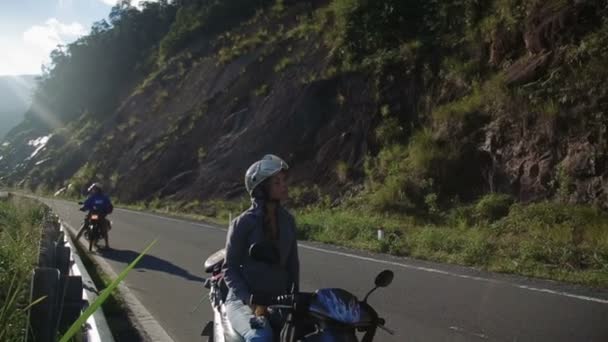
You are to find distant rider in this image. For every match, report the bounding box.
[76,183,113,249]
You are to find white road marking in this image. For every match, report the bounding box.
[53,199,608,305]
[449,326,489,340]
[298,245,608,305]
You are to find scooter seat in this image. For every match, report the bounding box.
[204,249,226,273]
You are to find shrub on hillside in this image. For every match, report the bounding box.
[494,202,608,271]
[474,193,513,223]
[160,0,273,60]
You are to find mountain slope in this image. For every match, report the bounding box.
[0,0,606,212]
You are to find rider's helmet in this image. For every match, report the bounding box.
[245,154,289,198]
[87,183,103,193]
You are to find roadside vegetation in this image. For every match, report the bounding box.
[61,234,154,342]
[8,0,608,289]
[0,196,45,341]
[114,0,608,287]
[296,197,608,288]
[99,191,608,288]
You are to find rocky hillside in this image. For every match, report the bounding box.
[0,0,607,212]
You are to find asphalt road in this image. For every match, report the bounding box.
[43,198,608,342]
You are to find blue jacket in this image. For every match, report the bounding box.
[81,193,113,215]
[223,199,300,304]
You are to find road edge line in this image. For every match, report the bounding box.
[62,221,176,342]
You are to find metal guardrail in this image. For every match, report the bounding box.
[64,223,115,342]
[27,211,114,342]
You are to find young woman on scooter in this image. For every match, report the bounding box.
[223,154,300,342]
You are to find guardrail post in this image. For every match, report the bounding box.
[30,267,60,342]
[57,275,86,334]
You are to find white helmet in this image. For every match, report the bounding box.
[87,183,103,193]
[245,154,289,196]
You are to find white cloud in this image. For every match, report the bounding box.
[23,18,87,52]
[0,42,47,75]
[98,0,158,9]
[57,0,74,8]
[0,18,91,74]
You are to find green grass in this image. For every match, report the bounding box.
[0,197,45,341]
[334,161,349,183]
[116,197,250,227]
[274,57,293,72]
[253,84,270,97]
[296,199,608,288]
[67,228,141,341]
[60,238,157,342]
[85,190,608,288]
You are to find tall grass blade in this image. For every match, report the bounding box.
[59,238,158,342]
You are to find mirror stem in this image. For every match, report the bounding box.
[363,286,378,303]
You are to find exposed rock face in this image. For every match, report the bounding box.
[0,30,376,202]
[481,103,608,208]
[1,0,607,210]
[476,0,608,209]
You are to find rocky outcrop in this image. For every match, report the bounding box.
[1,0,607,210]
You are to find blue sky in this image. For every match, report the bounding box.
[0,0,140,75]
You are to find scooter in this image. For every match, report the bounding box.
[77,202,110,251]
[201,242,395,342]
[83,210,105,251]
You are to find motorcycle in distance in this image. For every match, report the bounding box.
[77,201,106,252]
[201,241,395,342]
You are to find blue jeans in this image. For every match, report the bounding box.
[225,291,273,342]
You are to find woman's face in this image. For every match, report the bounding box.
[267,171,289,202]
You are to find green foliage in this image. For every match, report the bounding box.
[253,84,269,97]
[556,164,573,200]
[60,239,158,342]
[538,99,560,118]
[195,198,251,223]
[479,0,528,40]
[197,147,207,163]
[0,198,45,341]
[34,1,176,127]
[433,74,508,123]
[364,144,415,212]
[328,0,422,63]
[287,185,326,208]
[494,202,607,234]
[374,117,404,146]
[432,87,484,122]
[70,163,100,195]
[296,207,411,251]
[406,128,447,175]
[424,193,439,215]
[296,200,608,286]
[160,0,274,61]
[154,90,170,110]
[365,126,460,214]
[473,193,513,223]
[334,161,349,183]
[274,57,293,72]
[492,202,608,276]
[271,0,286,15]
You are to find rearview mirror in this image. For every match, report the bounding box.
[375,270,394,288]
[249,241,279,264]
